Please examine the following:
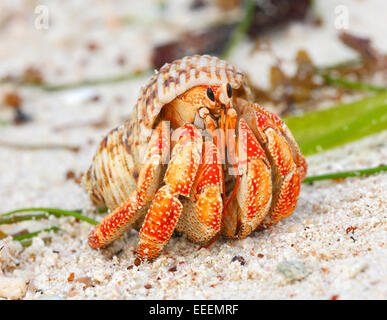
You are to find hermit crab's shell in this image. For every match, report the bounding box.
[136,55,247,129]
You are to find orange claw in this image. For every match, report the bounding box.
[188,141,223,245]
[254,106,307,181]
[88,194,139,248]
[222,119,272,238]
[137,123,202,261]
[250,110,302,227]
[88,121,169,249]
[137,185,183,260]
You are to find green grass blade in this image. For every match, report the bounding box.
[303,165,387,183]
[222,0,255,59]
[19,237,52,248]
[316,58,362,72]
[0,207,98,225]
[0,213,50,225]
[284,92,387,155]
[0,70,150,92]
[322,75,387,93]
[12,226,60,241]
[96,207,108,214]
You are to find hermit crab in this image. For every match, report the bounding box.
[83,55,307,262]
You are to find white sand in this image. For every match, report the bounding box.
[0,0,386,300]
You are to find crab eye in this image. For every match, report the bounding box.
[227,83,232,98]
[206,87,215,102]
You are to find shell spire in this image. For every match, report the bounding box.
[136,55,245,128]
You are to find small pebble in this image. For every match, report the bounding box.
[231,255,246,266]
[276,260,309,282]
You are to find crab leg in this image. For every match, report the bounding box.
[225,107,238,176]
[199,107,226,165]
[88,121,170,248]
[137,124,202,261]
[246,109,303,227]
[254,106,307,181]
[222,119,272,238]
[177,141,223,244]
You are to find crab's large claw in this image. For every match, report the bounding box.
[245,107,305,227]
[176,141,223,244]
[137,124,202,261]
[222,119,272,238]
[255,107,307,182]
[88,121,170,248]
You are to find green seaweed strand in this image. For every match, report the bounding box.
[221,0,255,60]
[303,165,387,183]
[0,207,98,225]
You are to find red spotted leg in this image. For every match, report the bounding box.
[88,121,170,248]
[246,109,303,227]
[222,118,272,238]
[254,106,307,181]
[176,141,223,244]
[137,123,203,261]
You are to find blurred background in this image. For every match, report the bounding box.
[0,0,386,125]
